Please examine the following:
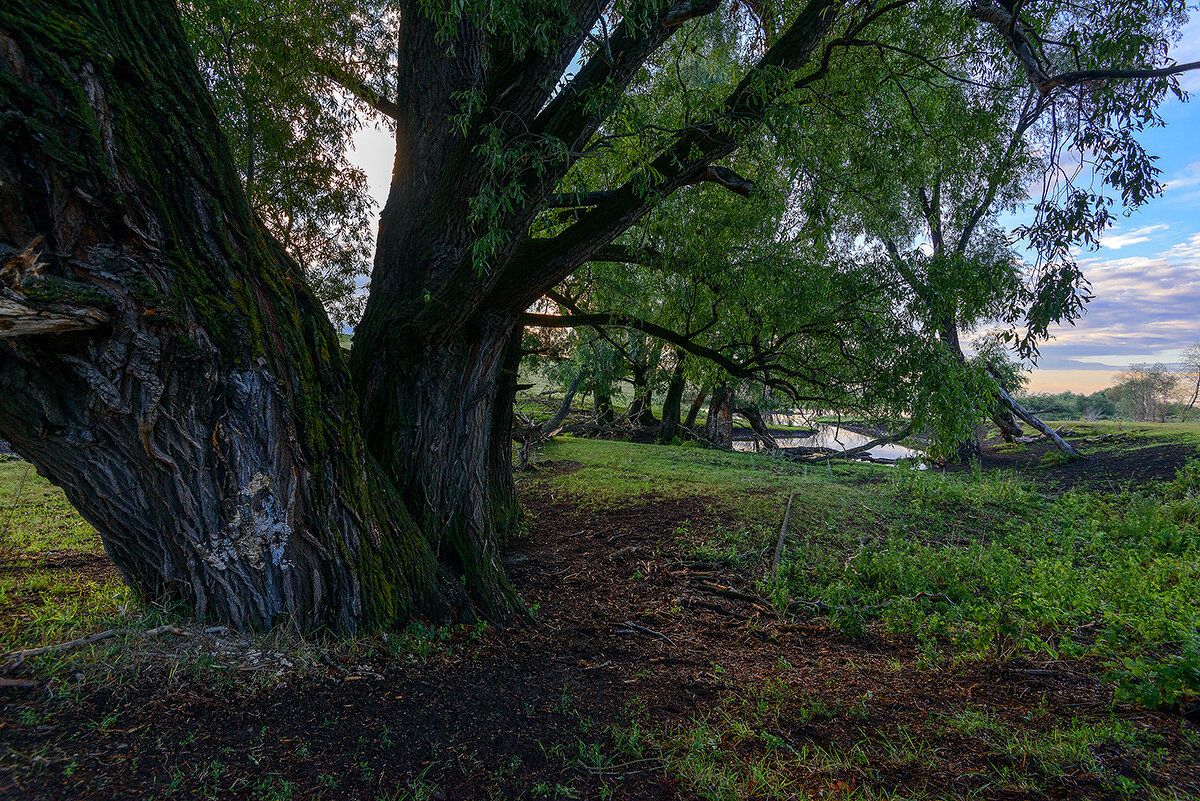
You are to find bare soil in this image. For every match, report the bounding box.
[950,433,1196,492]
[1,457,1198,799]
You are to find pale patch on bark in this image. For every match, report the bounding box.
[199,473,292,572]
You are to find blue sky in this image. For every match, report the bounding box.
[1027,17,1200,393]
[350,16,1200,395]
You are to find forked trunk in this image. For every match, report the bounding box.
[352,313,524,619]
[628,367,658,428]
[594,387,616,427]
[0,0,461,631]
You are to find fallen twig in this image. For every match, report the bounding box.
[772,490,796,576]
[695,581,774,611]
[681,597,750,620]
[2,625,185,669]
[0,678,38,689]
[616,621,674,643]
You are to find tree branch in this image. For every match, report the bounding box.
[495,0,843,310]
[545,190,619,208]
[319,61,399,120]
[1041,61,1200,92]
[546,164,753,208]
[524,311,757,381]
[970,0,1200,95]
[534,0,724,152]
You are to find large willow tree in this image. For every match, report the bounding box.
[0,0,1194,629]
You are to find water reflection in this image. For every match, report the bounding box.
[732,423,922,462]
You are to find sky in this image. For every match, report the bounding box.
[1027,16,1200,394]
[348,16,1200,396]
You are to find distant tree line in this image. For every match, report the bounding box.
[1014,343,1200,423]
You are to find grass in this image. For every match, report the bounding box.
[0,460,102,557]
[532,436,1200,707]
[0,460,144,655]
[3,427,1199,799]
[1041,420,1200,447]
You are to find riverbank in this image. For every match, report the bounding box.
[2,429,1199,799]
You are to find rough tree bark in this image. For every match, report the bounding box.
[0,0,463,631]
[706,384,734,448]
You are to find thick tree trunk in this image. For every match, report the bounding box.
[0,0,461,631]
[706,384,734,448]
[352,312,524,619]
[658,355,686,444]
[935,320,982,463]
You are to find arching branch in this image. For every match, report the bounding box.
[318,61,399,120]
[970,0,1200,95]
[546,165,753,208]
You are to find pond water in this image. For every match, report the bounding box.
[732,423,923,462]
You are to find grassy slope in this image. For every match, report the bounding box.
[538,437,1199,678]
[2,430,1199,798]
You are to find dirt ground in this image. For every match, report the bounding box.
[948,432,1196,492]
[1,453,1198,799]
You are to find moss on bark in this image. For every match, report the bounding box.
[0,0,462,632]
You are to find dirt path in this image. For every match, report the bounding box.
[1,462,1197,799]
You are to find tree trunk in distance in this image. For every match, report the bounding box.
[736,407,779,451]
[658,355,686,444]
[994,382,1082,459]
[684,387,708,432]
[992,405,1023,442]
[594,385,615,427]
[545,372,583,434]
[627,366,658,428]
[706,384,733,448]
[0,0,462,632]
[955,432,982,463]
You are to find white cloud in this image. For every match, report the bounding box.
[1098,223,1169,250]
[1164,162,1200,193]
[1045,232,1200,366]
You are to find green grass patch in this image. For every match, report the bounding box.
[0,460,102,556]
[1046,420,1200,448]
